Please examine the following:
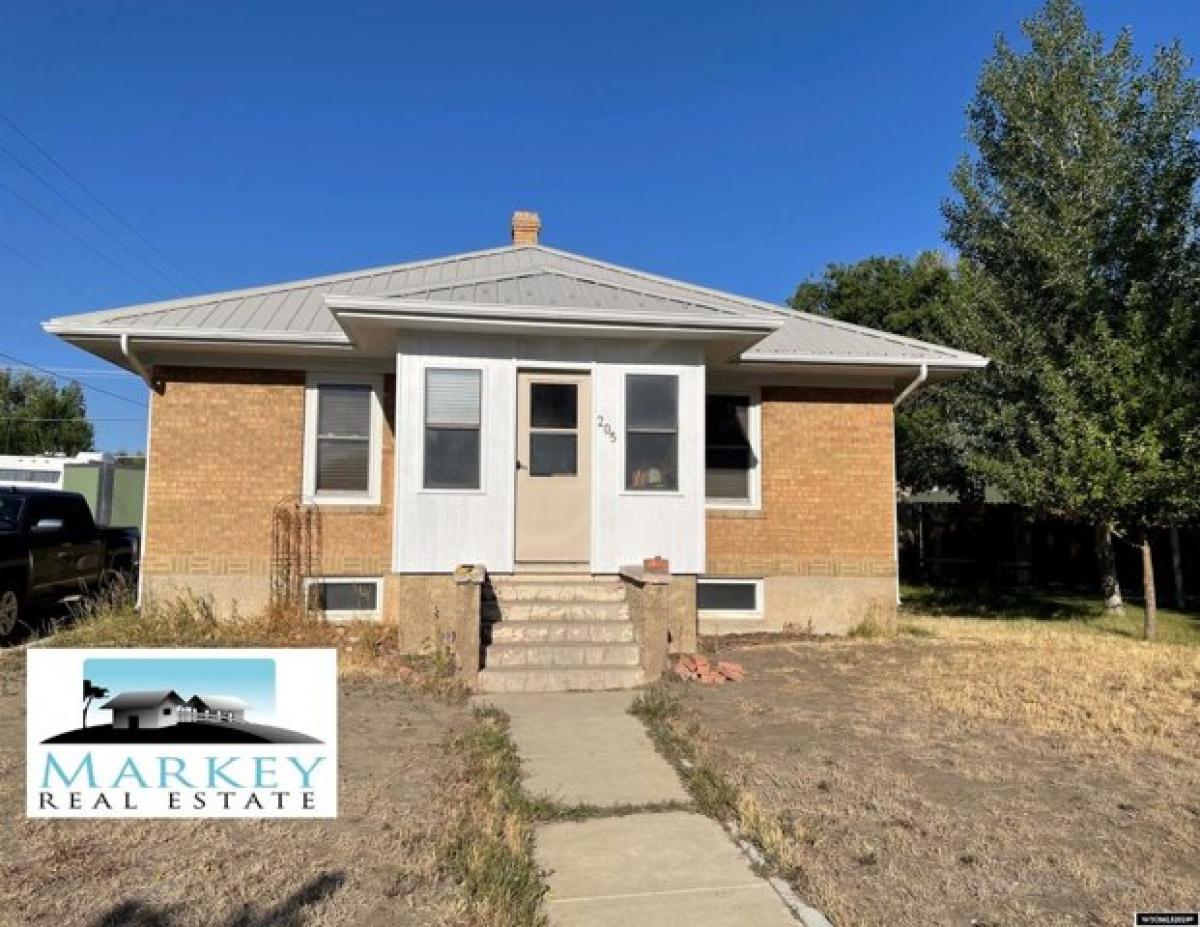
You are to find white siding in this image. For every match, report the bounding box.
[393,335,705,574]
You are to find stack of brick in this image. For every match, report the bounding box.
[673,654,745,684]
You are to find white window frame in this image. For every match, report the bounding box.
[303,576,383,621]
[623,372,681,495]
[302,373,384,505]
[704,387,761,511]
[419,364,486,495]
[697,577,764,619]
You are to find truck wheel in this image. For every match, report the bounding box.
[0,587,21,643]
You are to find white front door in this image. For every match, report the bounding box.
[514,371,591,565]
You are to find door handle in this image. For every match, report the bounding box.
[515,460,526,471]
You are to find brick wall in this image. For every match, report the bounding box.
[705,387,897,633]
[142,367,394,614]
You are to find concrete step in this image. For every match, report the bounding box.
[489,620,636,644]
[483,600,630,622]
[490,582,626,604]
[476,665,645,693]
[485,641,641,668]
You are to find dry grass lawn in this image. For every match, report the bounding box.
[0,631,474,927]
[675,619,1200,926]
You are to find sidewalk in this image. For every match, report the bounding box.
[479,691,800,927]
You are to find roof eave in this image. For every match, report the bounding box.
[326,295,784,335]
[737,352,990,370]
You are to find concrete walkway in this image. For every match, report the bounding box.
[480,691,798,927]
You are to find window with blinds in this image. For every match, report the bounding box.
[424,368,482,489]
[625,374,679,491]
[315,384,373,494]
[705,394,754,502]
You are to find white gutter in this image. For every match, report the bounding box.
[120,334,156,389]
[893,363,929,406]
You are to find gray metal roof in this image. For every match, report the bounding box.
[101,689,184,710]
[43,241,986,368]
[743,315,987,367]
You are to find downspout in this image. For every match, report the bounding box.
[893,362,928,407]
[892,363,928,606]
[120,334,155,390]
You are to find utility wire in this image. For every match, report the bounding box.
[0,137,187,295]
[0,353,148,408]
[0,174,168,297]
[0,111,208,291]
[0,237,91,300]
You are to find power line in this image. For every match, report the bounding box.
[0,137,188,295]
[0,111,208,291]
[0,353,147,408]
[0,174,168,297]
[0,237,91,300]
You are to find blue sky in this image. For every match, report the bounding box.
[84,656,276,721]
[2,1,1197,451]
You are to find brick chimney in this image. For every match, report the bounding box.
[511,210,541,246]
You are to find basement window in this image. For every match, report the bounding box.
[305,578,382,620]
[697,578,763,617]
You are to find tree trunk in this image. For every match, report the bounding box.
[1141,536,1157,642]
[1095,522,1124,612]
[1169,526,1186,610]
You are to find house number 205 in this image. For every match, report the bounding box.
[596,415,618,443]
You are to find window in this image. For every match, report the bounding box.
[529,382,578,477]
[303,375,382,504]
[705,392,759,507]
[162,707,172,716]
[625,374,678,491]
[424,368,482,489]
[305,578,382,620]
[0,468,58,484]
[697,579,763,616]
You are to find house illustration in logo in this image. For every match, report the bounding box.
[42,657,322,745]
[102,690,186,731]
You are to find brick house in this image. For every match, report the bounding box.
[45,212,985,691]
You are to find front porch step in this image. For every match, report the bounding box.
[485,641,641,668]
[490,582,627,604]
[489,619,636,644]
[482,600,630,622]
[476,665,645,693]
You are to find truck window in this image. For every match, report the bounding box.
[0,497,22,530]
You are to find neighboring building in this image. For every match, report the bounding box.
[101,689,185,730]
[43,212,986,688]
[0,452,146,528]
[184,694,248,722]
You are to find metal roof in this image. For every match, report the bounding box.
[43,242,986,368]
[100,689,184,710]
[742,315,988,368]
[187,694,250,711]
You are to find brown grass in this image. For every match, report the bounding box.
[43,588,460,688]
[646,621,1200,926]
[900,618,1200,757]
[0,652,472,927]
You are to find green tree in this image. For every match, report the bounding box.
[790,253,985,498]
[943,0,1200,635]
[0,370,94,455]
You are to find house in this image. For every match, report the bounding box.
[101,689,185,730]
[183,694,249,722]
[44,211,986,690]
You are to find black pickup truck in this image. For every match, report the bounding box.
[0,487,139,642]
